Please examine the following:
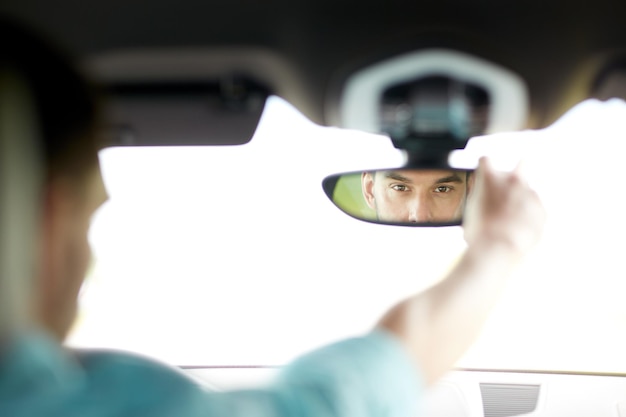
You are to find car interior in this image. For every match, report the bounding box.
[3,0,626,416]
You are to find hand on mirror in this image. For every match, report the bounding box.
[377,156,546,386]
[463,157,546,258]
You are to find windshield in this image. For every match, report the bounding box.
[67,95,626,374]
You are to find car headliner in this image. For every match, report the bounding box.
[2,0,626,133]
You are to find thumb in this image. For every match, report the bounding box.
[476,156,492,186]
[512,159,530,187]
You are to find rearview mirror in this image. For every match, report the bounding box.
[323,168,474,226]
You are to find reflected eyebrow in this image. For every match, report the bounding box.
[384,172,413,183]
[383,171,465,184]
[435,174,464,184]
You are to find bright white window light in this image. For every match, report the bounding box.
[69,96,464,366]
[69,95,626,375]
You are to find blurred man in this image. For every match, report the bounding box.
[362,169,473,223]
[0,18,545,417]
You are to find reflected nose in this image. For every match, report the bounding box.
[407,198,431,223]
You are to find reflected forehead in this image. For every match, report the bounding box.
[382,170,465,184]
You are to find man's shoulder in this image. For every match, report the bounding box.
[71,348,211,415]
[0,334,210,416]
[73,348,198,389]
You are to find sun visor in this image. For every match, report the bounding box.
[85,49,303,147]
[101,79,269,147]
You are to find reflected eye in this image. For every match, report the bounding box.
[434,185,453,193]
[390,184,410,192]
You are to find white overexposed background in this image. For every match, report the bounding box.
[68,96,626,373]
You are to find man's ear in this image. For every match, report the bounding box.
[361,172,376,209]
[38,181,73,313]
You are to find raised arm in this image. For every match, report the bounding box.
[378,157,546,385]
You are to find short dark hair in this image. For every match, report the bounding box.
[1,17,101,184]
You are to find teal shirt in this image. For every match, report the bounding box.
[0,330,421,417]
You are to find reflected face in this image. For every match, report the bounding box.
[361,169,472,223]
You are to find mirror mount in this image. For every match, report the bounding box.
[391,136,469,155]
[402,148,455,170]
[380,75,488,170]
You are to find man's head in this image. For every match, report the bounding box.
[361,169,473,223]
[1,19,106,341]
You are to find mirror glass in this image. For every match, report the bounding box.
[323,168,474,226]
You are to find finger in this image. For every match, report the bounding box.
[477,156,495,186]
[511,159,530,187]
[513,159,528,178]
[470,158,486,195]
[476,156,489,178]
[478,156,489,170]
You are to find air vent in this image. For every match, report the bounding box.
[480,383,540,417]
